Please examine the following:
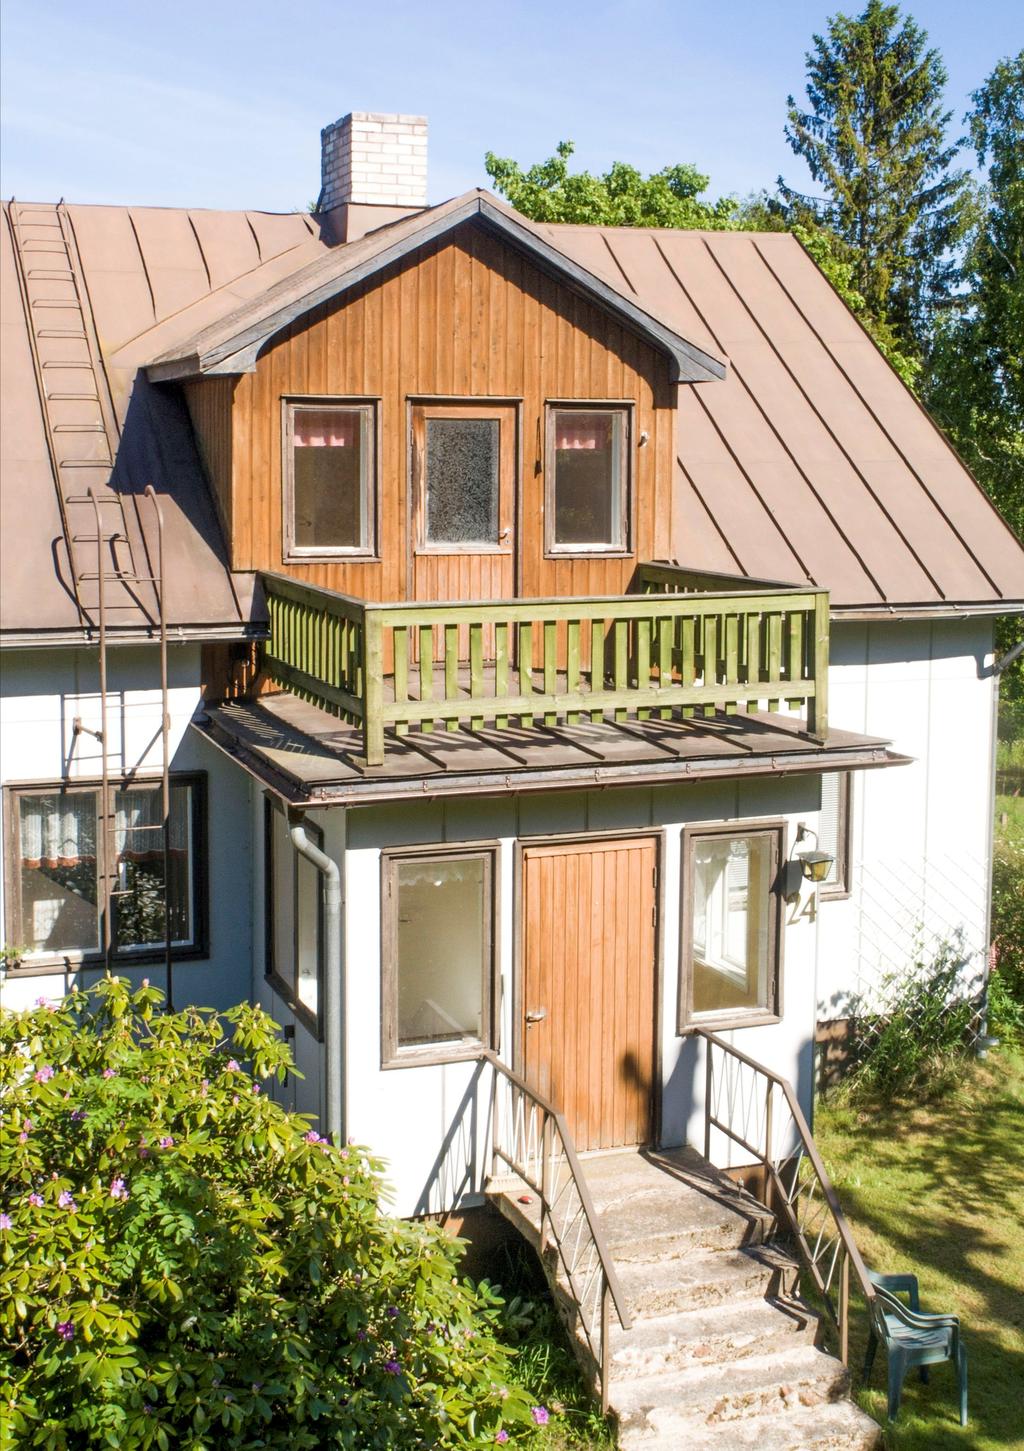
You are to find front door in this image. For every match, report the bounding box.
[520,837,658,1152]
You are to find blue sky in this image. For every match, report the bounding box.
[1,0,1019,211]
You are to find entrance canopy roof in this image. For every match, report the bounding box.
[196,691,907,807]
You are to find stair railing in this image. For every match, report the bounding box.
[696,1029,875,1365]
[482,1050,631,1413]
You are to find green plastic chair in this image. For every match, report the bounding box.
[864,1270,967,1426]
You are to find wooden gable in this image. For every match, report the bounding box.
[185,220,677,605]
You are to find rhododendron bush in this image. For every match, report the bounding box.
[0,979,537,1448]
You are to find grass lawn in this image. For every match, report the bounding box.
[815,1048,1024,1450]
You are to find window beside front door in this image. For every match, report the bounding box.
[546,405,630,554]
[818,772,852,899]
[680,824,783,1030]
[264,801,323,1034]
[381,847,496,1067]
[283,400,377,559]
[5,777,205,966]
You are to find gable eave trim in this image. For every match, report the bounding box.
[145,197,727,384]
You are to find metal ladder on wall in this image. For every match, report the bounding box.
[6,200,175,1002]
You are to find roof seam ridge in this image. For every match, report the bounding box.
[752,234,1004,599]
[652,233,851,591]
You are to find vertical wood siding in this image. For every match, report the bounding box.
[521,838,657,1151]
[218,222,675,600]
[184,377,235,547]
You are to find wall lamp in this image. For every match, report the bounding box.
[794,824,835,882]
[781,824,835,901]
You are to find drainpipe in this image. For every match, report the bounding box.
[978,637,1022,1058]
[289,814,344,1141]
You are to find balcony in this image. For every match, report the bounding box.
[259,566,830,767]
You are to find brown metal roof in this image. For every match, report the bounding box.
[3,189,1022,638]
[141,191,726,385]
[198,693,907,807]
[542,225,1024,613]
[1,200,318,642]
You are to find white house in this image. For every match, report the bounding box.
[2,114,1021,1232]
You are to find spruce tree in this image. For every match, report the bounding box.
[781,0,969,349]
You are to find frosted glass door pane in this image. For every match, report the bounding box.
[397,857,485,1045]
[691,835,771,1015]
[425,419,499,544]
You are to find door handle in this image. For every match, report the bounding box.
[525,1007,547,1024]
[499,527,511,542]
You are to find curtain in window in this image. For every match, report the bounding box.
[19,794,96,869]
[555,414,612,450]
[114,789,189,862]
[293,410,358,448]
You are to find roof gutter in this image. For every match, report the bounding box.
[0,623,268,650]
[831,602,1023,622]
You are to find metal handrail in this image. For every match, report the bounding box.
[696,1029,875,1365]
[480,1049,630,1412]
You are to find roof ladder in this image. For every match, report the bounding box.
[5,200,145,624]
[74,485,174,1003]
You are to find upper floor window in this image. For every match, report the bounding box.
[283,401,376,560]
[5,776,206,967]
[546,405,630,555]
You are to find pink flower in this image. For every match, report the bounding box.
[495,1433,509,1445]
[0,1214,11,1231]
[34,1065,54,1083]
[18,1133,28,1144]
[225,1060,240,1073]
[27,1194,43,1208]
[158,1136,174,1150]
[56,1321,75,1341]
[109,1178,129,1201]
[57,1191,75,1209]
[531,1406,549,1425]
[142,978,150,988]
[70,1109,87,1123]
[251,1083,261,1095]
[384,1359,400,1374]
[102,1068,116,1079]
[304,1130,322,1144]
[200,1080,209,1097]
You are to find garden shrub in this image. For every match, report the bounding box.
[846,931,979,1097]
[0,979,541,1449]
[991,839,1024,1039]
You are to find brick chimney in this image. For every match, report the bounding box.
[319,112,428,241]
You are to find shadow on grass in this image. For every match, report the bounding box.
[816,1050,1024,1450]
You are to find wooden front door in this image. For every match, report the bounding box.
[411,402,516,607]
[520,837,658,1152]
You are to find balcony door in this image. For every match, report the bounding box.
[411,403,516,609]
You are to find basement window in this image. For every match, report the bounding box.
[679,824,783,1030]
[381,847,496,1067]
[284,401,376,559]
[546,405,630,554]
[4,777,205,969]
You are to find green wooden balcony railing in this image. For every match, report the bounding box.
[261,568,830,766]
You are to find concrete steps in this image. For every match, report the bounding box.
[487,1146,881,1450]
